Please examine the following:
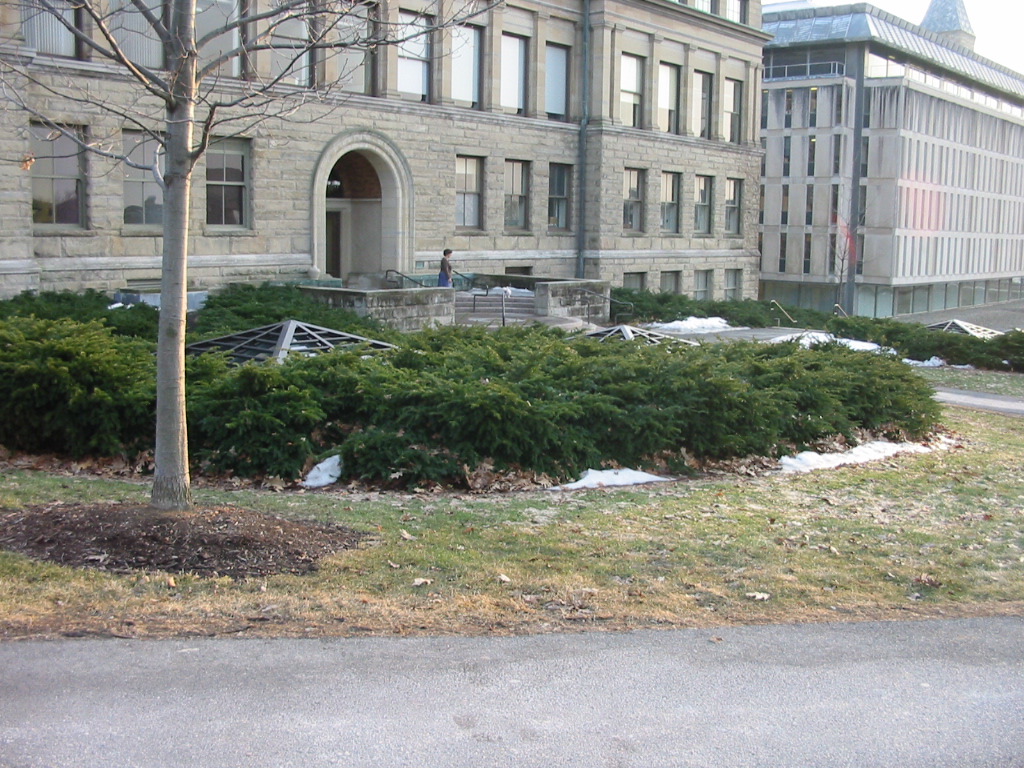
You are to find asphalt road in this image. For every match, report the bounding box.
[2,617,1023,767]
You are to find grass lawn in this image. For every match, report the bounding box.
[1,404,1022,639]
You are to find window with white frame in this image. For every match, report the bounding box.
[451,25,482,107]
[269,0,315,87]
[694,269,712,301]
[30,124,85,226]
[623,272,647,290]
[22,0,81,57]
[723,268,741,300]
[658,62,680,133]
[501,34,528,114]
[123,131,164,226]
[725,178,742,235]
[661,172,681,233]
[548,163,571,230]
[197,0,243,77]
[504,159,529,229]
[456,155,482,229]
[623,168,644,231]
[722,0,748,23]
[206,138,249,227]
[397,11,432,101]
[337,5,373,94]
[545,44,569,120]
[620,53,643,128]
[694,175,713,234]
[691,70,713,138]
[109,0,163,68]
[724,78,743,143]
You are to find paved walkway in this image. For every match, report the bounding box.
[2,617,1022,767]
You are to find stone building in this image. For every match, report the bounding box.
[759,0,1024,317]
[0,0,767,304]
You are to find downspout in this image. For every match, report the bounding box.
[574,0,591,279]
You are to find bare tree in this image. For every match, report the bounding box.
[1,0,490,510]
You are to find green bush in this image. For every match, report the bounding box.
[187,361,325,478]
[0,289,159,340]
[611,289,831,329]
[991,330,1024,372]
[190,283,396,342]
[339,427,465,486]
[826,316,1007,369]
[0,317,156,456]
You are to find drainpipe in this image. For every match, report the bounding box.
[574,0,591,279]
[843,42,867,316]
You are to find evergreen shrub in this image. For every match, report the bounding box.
[0,289,159,340]
[0,317,156,456]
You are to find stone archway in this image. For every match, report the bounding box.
[310,131,415,284]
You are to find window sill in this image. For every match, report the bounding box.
[503,229,532,236]
[120,227,163,237]
[455,228,486,235]
[201,226,257,236]
[31,227,93,237]
[547,229,573,235]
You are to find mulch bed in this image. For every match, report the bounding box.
[0,502,361,579]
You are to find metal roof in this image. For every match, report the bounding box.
[763,3,1024,101]
[186,320,396,364]
[924,319,1004,339]
[920,0,973,37]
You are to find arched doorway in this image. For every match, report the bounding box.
[310,131,414,286]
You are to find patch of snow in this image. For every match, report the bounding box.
[769,331,888,353]
[905,356,946,368]
[107,302,125,310]
[779,440,932,473]
[302,454,343,488]
[648,317,734,334]
[469,286,535,297]
[550,468,672,491]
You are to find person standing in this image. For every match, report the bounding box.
[438,248,454,287]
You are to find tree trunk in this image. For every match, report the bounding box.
[150,1,197,510]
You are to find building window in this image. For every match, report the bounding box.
[22,0,82,58]
[725,178,742,235]
[760,88,769,129]
[807,136,816,176]
[694,269,712,301]
[622,272,647,290]
[620,54,643,128]
[110,0,164,68]
[197,0,243,77]
[692,71,713,138]
[545,44,569,120]
[337,6,373,94]
[860,136,869,177]
[30,124,85,225]
[661,172,681,233]
[206,138,249,227]
[808,86,818,127]
[694,175,713,234]
[834,85,844,124]
[784,88,793,128]
[803,233,812,274]
[805,185,813,226]
[858,184,867,226]
[451,25,482,107]
[456,155,482,229]
[862,88,872,128]
[548,163,571,230]
[123,131,163,226]
[397,11,432,101]
[660,270,681,293]
[832,136,842,175]
[269,0,314,86]
[828,232,837,275]
[724,78,743,143]
[658,62,680,133]
[758,183,764,224]
[623,168,644,231]
[724,268,741,300]
[722,0,749,23]
[783,136,791,176]
[830,183,839,223]
[504,159,529,230]
[856,234,864,274]
[501,34,528,114]
[779,233,788,273]
[781,183,789,225]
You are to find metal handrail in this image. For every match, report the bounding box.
[769,299,796,326]
[578,288,634,324]
[384,269,430,289]
[833,303,849,317]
